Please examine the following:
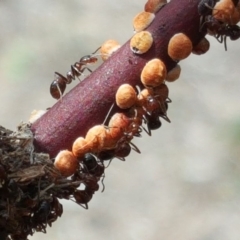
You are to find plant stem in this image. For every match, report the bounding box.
[31,0,205,157]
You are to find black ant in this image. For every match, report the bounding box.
[97,149,115,161]
[198,0,219,17]
[50,47,100,99]
[198,0,219,28]
[82,153,105,178]
[81,153,106,191]
[204,16,240,50]
[72,172,100,192]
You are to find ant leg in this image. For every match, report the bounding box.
[56,83,63,100]
[143,124,151,136]
[116,157,126,161]
[141,124,151,136]
[142,113,152,136]
[71,65,85,81]
[101,174,105,192]
[81,66,93,74]
[215,33,223,43]
[166,97,172,103]
[104,158,113,168]
[158,100,171,123]
[129,141,141,153]
[223,35,227,51]
[35,183,55,200]
[72,200,88,209]
[199,16,212,32]
[159,100,171,122]
[160,114,171,123]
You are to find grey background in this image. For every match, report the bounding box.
[1,1,240,240]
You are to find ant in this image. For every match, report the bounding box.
[82,153,105,178]
[33,200,51,224]
[198,0,219,17]
[146,110,162,130]
[72,172,100,192]
[50,47,100,99]
[73,188,93,209]
[97,143,131,162]
[81,153,106,191]
[114,141,132,160]
[198,0,219,27]
[204,16,240,50]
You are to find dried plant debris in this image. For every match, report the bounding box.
[0,124,103,240]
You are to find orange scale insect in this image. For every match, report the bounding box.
[213,0,240,25]
[108,112,142,153]
[144,0,167,13]
[54,150,79,177]
[192,37,210,55]
[133,11,155,33]
[140,58,167,87]
[108,112,133,141]
[100,39,121,61]
[168,33,193,61]
[115,84,137,109]
[130,31,153,54]
[85,125,117,153]
[72,137,90,158]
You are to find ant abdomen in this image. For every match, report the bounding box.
[50,73,67,100]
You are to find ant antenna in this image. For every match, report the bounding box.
[129,141,141,154]
[103,103,115,126]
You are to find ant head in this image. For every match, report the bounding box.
[79,55,98,64]
[79,46,102,63]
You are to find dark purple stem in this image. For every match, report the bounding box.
[31,0,205,157]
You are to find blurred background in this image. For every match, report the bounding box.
[1,0,240,239]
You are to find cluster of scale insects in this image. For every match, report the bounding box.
[198,0,240,50]
[52,0,178,216]
[50,0,240,221]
